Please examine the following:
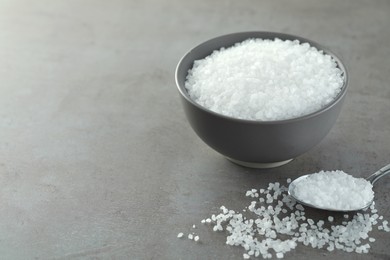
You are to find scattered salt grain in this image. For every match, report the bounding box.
[177,232,184,238]
[193,224,196,228]
[291,170,374,211]
[382,220,390,232]
[185,38,344,121]
[180,176,388,258]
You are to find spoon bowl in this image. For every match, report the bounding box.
[288,164,390,212]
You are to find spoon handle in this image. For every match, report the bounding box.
[366,164,390,185]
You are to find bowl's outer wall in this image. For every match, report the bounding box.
[176,32,347,163]
[180,95,345,162]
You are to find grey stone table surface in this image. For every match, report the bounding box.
[0,0,389,259]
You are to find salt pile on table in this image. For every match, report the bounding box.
[291,170,374,210]
[185,38,344,121]
[178,178,389,259]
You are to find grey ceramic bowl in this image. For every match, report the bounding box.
[175,32,348,168]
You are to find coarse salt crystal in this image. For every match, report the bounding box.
[180,176,388,258]
[177,232,184,238]
[291,170,374,211]
[185,38,344,121]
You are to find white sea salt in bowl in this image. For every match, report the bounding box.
[175,32,348,168]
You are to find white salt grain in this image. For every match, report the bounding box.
[177,232,184,238]
[185,38,344,121]
[183,177,388,258]
[291,170,374,211]
[383,220,390,232]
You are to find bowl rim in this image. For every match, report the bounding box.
[175,31,349,125]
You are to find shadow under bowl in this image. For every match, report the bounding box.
[175,31,348,168]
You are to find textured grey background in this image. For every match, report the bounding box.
[0,0,389,259]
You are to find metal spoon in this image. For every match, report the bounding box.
[288,164,390,212]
